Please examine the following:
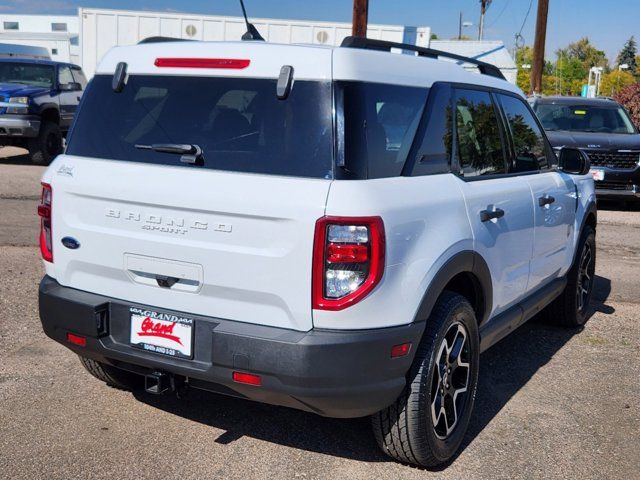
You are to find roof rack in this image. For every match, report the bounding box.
[138,37,192,45]
[340,36,506,81]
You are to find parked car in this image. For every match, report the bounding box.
[37,37,597,468]
[0,58,87,164]
[530,96,640,204]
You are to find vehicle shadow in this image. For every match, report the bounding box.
[133,276,615,467]
[0,152,32,165]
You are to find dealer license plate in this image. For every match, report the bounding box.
[129,307,193,359]
[590,168,605,181]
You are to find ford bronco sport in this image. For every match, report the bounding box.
[38,36,597,467]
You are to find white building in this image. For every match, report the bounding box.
[0,14,80,64]
[0,10,517,84]
[430,39,517,84]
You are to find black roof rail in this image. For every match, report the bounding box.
[138,36,192,45]
[340,36,506,81]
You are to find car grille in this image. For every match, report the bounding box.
[586,150,640,169]
[595,182,634,191]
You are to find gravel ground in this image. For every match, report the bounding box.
[0,150,638,479]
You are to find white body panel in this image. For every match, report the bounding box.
[43,157,330,332]
[42,39,591,333]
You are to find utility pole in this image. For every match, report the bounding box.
[459,11,463,40]
[478,0,491,40]
[530,0,550,95]
[352,0,369,38]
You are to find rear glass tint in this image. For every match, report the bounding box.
[339,82,428,179]
[66,75,334,178]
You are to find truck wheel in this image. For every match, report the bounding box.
[78,356,142,391]
[372,291,480,467]
[546,225,596,327]
[28,121,62,165]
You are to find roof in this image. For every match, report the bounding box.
[533,96,620,106]
[429,40,516,70]
[0,57,78,68]
[96,40,521,93]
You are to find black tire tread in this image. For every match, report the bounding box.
[78,355,140,391]
[546,225,596,327]
[372,291,476,467]
[28,121,62,165]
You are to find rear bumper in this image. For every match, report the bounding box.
[0,114,40,138]
[39,276,424,418]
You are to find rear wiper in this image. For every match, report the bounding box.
[135,143,204,164]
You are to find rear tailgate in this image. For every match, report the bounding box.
[45,157,330,331]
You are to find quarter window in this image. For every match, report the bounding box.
[499,94,550,172]
[454,89,505,177]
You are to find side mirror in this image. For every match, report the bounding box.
[558,147,590,175]
[59,82,81,92]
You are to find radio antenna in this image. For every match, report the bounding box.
[239,0,265,41]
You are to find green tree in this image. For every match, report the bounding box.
[616,36,638,74]
[599,70,636,97]
[556,37,608,71]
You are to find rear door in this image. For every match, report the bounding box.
[48,72,335,332]
[496,93,576,290]
[452,88,535,316]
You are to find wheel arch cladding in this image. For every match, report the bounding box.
[414,251,493,326]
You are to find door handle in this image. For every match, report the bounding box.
[480,207,505,222]
[538,195,556,207]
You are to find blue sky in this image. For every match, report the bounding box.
[2,0,638,62]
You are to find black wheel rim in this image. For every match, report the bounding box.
[576,242,594,313]
[430,322,471,440]
[45,132,61,156]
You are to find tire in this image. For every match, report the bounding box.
[78,356,142,391]
[546,225,596,327]
[372,291,480,467]
[28,121,63,165]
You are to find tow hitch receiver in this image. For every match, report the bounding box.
[144,371,173,395]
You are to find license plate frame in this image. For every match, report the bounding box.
[129,307,194,359]
[590,168,605,181]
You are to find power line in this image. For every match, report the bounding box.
[518,0,534,38]
[487,0,511,28]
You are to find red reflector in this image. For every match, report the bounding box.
[232,371,262,386]
[67,332,87,347]
[327,243,369,263]
[37,205,50,218]
[391,343,412,358]
[154,58,250,69]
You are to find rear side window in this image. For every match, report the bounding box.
[66,75,334,179]
[498,94,550,172]
[340,82,428,179]
[454,89,505,177]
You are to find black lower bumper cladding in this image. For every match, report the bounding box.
[38,276,424,418]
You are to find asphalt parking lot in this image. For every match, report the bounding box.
[0,147,638,480]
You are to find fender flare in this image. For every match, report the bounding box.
[414,250,493,326]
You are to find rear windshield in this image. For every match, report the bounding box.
[534,102,637,134]
[66,75,334,178]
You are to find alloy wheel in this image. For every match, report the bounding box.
[430,322,471,439]
[576,242,594,313]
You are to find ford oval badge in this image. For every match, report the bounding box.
[61,236,80,249]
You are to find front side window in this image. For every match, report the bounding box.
[66,75,334,178]
[498,94,550,172]
[534,102,637,134]
[0,62,54,88]
[454,89,505,177]
[71,68,87,89]
[341,82,428,178]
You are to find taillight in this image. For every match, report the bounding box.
[37,182,53,262]
[313,216,385,311]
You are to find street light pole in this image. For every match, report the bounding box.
[478,0,491,40]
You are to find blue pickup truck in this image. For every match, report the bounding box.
[0,58,87,164]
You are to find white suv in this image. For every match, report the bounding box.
[38,36,597,467]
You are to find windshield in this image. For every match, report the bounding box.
[0,63,54,88]
[534,102,636,134]
[66,75,334,179]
